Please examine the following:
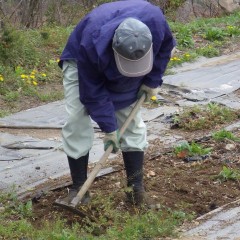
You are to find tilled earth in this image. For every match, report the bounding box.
[28,122,240,230]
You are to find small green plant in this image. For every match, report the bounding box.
[0,109,10,118]
[196,45,220,57]
[0,190,33,218]
[176,27,194,48]
[37,91,64,102]
[168,52,198,68]
[216,166,240,182]
[17,201,33,218]
[204,27,226,41]
[174,142,212,158]
[15,66,25,76]
[40,31,50,40]
[212,129,240,142]
[4,91,20,102]
[226,25,240,37]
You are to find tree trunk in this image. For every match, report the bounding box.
[20,0,44,28]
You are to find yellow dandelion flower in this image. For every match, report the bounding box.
[21,74,26,79]
[151,96,157,101]
[32,81,38,86]
[31,71,36,75]
[185,54,190,57]
[41,73,47,77]
[30,75,35,79]
[0,76,4,81]
[56,59,60,63]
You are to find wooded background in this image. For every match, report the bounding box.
[0,0,184,28]
[1,0,239,28]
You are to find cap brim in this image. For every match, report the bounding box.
[113,45,153,77]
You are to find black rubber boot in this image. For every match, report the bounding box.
[57,153,90,205]
[68,153,89,190]
[122,151,147,205]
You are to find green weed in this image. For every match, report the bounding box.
[204,27,226,41]
[17,201,33,218]
[212,129,240,142]
[4,91,20,102]
[196,45,220,57]
[216,166,240,182]
[0,110,10,118]
[37,91,64,102]
[175,26,195,48]
[168,52,198,68]
[226,25,240,37]
[174,142,212,158]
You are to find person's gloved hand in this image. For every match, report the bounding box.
[103,130,120,153]
[138,84,159,102]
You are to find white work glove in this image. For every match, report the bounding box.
[138,84,159,102]
[103,130,120,153]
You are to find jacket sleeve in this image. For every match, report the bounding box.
[77,46,118,133]
[143,20,176,88]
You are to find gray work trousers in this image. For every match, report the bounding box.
[62,60,148,159]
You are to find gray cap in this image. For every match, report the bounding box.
[112,18,153,77]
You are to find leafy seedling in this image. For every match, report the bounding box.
[216,166,240,182]
[212,129,240,142]
[174,142,212,159]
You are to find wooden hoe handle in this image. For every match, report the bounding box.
[70,93,146,207]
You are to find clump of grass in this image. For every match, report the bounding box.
[37,91,64,102]
[225,25,240,37]
[173,103,239,131]
[203,27,227,41]
[0,110,10,118]
[212,129,240,142]
[175,26,195,49]
[216,166,240,182]
[196,45,220,57]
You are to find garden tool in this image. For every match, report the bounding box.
[54,93,146,216]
